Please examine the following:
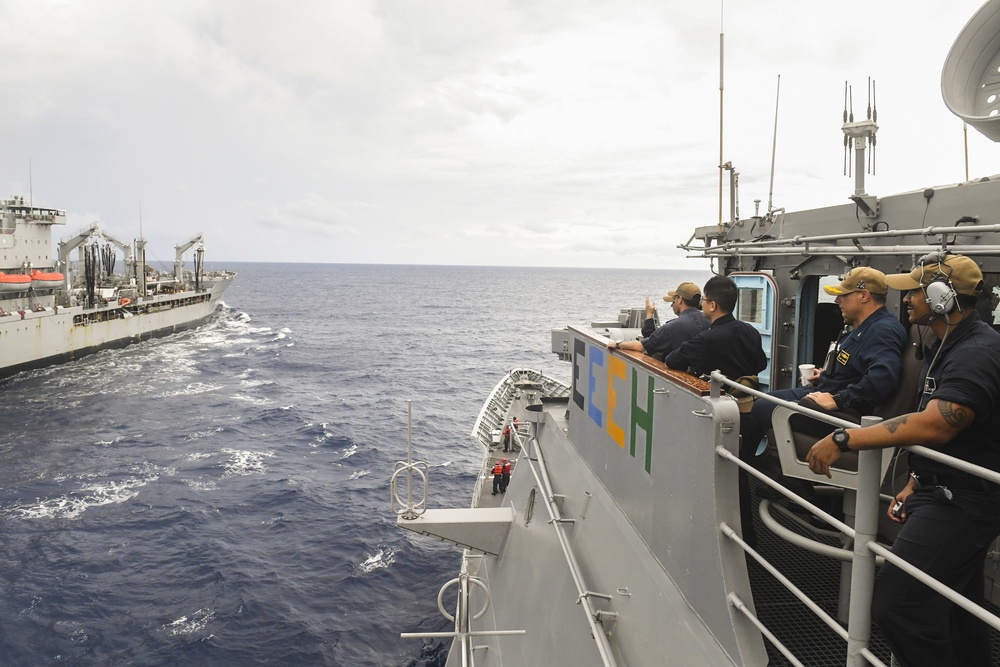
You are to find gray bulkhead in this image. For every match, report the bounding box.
[426,329,768,665]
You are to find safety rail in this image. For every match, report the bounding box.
[681,222,1000,257]
[470,368,570,448]
[401,563,526,667]
[708,370,1000,667]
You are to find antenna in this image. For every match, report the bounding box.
[842,78,879,217]
[843,83,849,175]
[717,3,725,234]
[868,78,877,174]
[766,75,781,214]
[964,122,970,181]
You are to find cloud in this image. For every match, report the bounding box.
[260,194,359,238]
[0,0,993,268]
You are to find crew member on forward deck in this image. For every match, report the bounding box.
[662,275,767,380]
[607,282,708,358]
[806,254,1000,667]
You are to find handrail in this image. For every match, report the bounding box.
[726,222,1000,248]
[680,222,1000,254]
[723,371,1000,489]
[708,370,1000,667]
[513,417,620,666]
[687,244,1000,258]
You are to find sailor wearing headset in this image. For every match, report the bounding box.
[807,253,1000,667]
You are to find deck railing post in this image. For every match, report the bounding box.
[845,415,882,667]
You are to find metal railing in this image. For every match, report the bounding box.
[507,410,620,667]
[390,401,428,520]
[708,370,1000,667]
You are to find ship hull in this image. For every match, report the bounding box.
[0,275,233,380]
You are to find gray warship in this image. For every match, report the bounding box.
[392,1,1000,664]
[0,195,234,380]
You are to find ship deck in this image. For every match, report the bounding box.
[746,476,1000,665]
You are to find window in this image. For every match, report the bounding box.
[738,287,763,323]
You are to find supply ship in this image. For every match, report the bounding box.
[0,196,234,380]
[392,1,1000,665]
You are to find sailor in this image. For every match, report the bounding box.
[607,282,708,359]
[663,275,767,380]
[741,267,907,455]
[806,254,1000,667]
[737,267,907,540]
[500,458,511,493]
[491,460,503,496]
[502,424,511,452]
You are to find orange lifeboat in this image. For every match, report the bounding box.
[30,270,64,290]
[0,273,31,292]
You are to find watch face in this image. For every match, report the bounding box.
[833,430,847,444]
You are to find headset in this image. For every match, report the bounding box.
[915,251,961,399]
[918,251,958,315]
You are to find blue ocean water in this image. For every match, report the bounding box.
[0,262,709,666]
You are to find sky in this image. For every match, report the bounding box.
[1,0,997,269]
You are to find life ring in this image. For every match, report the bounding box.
[119,297,131,307]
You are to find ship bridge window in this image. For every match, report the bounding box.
[738,287,763,323]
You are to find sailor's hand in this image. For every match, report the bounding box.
[805,391,837,410]
[807,368,822,383]
[806,436,842,478]
[645,296,655,317]
[887,477,917,524]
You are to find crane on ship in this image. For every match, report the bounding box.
[174,233,205,290]
[57,223,136,285]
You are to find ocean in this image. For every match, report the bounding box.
[0,262,710,666]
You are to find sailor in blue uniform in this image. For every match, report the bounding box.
[663,275,767,380]
[608,282,708,358]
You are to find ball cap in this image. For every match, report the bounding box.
[664,281,701,302]
[884,254,984,296]
[823,267,889,296]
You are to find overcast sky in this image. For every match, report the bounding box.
[0,0,994,269]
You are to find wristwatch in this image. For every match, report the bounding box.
[832,428,851,452]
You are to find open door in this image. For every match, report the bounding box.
[729,272,777,392]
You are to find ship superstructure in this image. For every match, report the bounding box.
[391,2,1000,665]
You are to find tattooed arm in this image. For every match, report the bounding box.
[806,399,975,477]
[872,400,974,445]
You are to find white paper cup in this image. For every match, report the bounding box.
[798,364,816,387]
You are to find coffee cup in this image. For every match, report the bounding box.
[799,364,816,387]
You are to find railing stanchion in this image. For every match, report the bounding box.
[846,415,883,667]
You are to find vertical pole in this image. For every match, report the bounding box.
[406,400,414,514]
[846,416,882,667]
[838,490,856,624]
[964,122,970,182]
[766,75,781,214]
[854,137,867,197]
[718,29,725,235]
